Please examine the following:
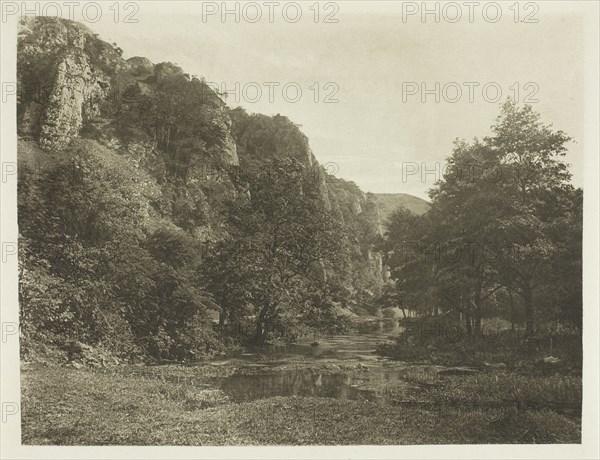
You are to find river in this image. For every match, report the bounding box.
[208,319,417,405]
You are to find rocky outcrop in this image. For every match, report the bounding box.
[17,17,115,148]
[39,49,109,150]
[227,108,386,286]
[222,132,239,166]
[17,16,385,295]
[17,18,238,164]
[326,177,385,286]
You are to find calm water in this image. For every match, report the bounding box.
[219,368,410,404]
[216,319,409,404]
[220,318,405,362]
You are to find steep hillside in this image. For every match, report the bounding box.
[373,193,430,224]
[17,17,386,360]
[229,108,385,292]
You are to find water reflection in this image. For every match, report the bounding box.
[220,367,409,404]
[233,319,404,362]
[220,369,372,402]
[214,320,409,405]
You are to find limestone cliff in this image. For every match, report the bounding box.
[17,17,385,297]
[227,107,385,288]
[18,17,114,147]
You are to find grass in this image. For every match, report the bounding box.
[386,369,582,417]
[376,327,583,375]
[21,364,581,445]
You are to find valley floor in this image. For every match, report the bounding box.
[21,358,581,445]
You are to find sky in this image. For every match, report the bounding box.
[60,0,592,200]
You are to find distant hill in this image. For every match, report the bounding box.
[372,193,430,224]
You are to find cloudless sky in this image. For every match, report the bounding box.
[80,1,590,200]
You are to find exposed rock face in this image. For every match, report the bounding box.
[325,178,385,286]
[229,105,386,285]
[222,131,239,166]
[18,18,238,164]
[17,16,385,290]
[17,17,115,149]
[39,49,109,150]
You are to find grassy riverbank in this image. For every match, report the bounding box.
[21,363,581,445]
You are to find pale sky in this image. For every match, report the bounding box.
[64,1,592,199]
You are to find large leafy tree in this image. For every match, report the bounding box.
[384,100,581,338]
[205,157,349,344]
[427,139,507,337]
[380,206,437,316]
[484,100,575,335]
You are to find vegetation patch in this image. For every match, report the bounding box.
[21,365,581,445]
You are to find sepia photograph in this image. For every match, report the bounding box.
[0,1,599,458]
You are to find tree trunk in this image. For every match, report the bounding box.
[472,274,484,340]
[218,291,228,328]
[254,304,270,345]
[218,310,227,327]
[254,322,265,345]
[522,285,535,337]
[460,292,472,340]
[465,312,472,339]
[473,289,483,340]
[473,314,482,340]
[509,289,515,331]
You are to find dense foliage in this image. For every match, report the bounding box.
[17,18,581,366]
[381,101,582,340]
[18,139,359,360]
[17,18,381,361]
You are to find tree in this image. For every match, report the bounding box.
[384,100,580,339]
[205,157,349,344]
[484,100,574,335]
[18,140,221,360]
[427,139,506,337]
[381,206,438,317]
